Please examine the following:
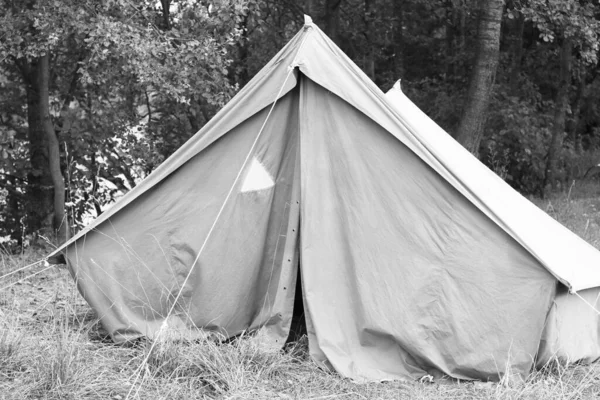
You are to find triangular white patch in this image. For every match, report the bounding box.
[241,158,275,193]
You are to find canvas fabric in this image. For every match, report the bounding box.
[536,287,600,367]
[299,78,556,381]
[66,93,301,344]
[49,19,600,382]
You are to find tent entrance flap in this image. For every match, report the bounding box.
[61,88,303,343]
[254,112,302,346]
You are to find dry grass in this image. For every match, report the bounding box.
[2,181,600,399]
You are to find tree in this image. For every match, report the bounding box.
[542,37,572,194]
[455,0,503,157]
[522,0,600,195]
[0,0,239,245]
[324,0,343,44]
[393,0,405,79]
[506,2,525,93]
[1,1,70,242]
[363,0,375,79]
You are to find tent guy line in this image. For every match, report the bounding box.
[574,291,600,317]
[0,264,55,292]
[0,258,47,282]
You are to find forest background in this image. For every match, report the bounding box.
[0,0,599,249]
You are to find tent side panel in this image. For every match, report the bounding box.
[65,91,301,343]
[298,78,557,382]
[537,286,600,367]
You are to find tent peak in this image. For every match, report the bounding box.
[304,14,314,26]
[392,79,402,91]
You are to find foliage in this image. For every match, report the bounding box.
[482,82,554,193]
[0,0,243,242]
[521,0,600,64]
[0,0,599,243]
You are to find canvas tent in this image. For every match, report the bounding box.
[49,17,600,382]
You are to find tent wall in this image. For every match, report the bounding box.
[298,78,557,381]
[64,91,301,344]
[537,286,600,367]
[384,85,600,372]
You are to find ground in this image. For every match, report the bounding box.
[2,181,600,399]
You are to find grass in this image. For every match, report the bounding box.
[2,181,600,399]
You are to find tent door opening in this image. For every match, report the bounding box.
[285,258,307,345]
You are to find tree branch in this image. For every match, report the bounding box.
[144,89,152,126]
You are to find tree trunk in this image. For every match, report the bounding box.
[364,0,375,80]
[445,0,467,78]
[39,54,69,242]
[393,0,405,79]
[23,59,55,240]
[324,0,342,44]
[455,0,503,157]
[457,0,466,51]
[305,0,317,17]
[89,151,103,217]
[23,54,69,244]
[508,10,524,93]
[235,13,250,85]
[445,0,455,78]
[543,37,572,196]
[160,0,171,30]
[567,73,585,143]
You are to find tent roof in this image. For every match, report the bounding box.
[50,16,600,292]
